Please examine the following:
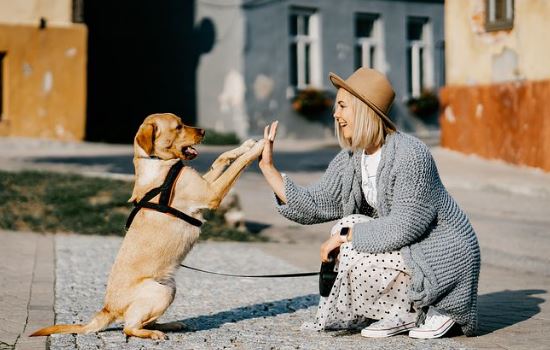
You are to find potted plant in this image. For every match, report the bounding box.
[406,90,440,118]
[292,88,333,120]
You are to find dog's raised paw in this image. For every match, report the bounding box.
[241,139,257,150]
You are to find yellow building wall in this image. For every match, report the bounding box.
[445,0,550,85]
[0,23,87,140]
[0,0,72,25]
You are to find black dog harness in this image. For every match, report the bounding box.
[125,161,203,230]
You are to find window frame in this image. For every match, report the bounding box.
[485,0,514,32]
[288,7,321,90]
[354,13,383,71]
[0,52,6,121]
[406,17,434,98]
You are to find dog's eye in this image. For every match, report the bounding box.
[176,125,182,130]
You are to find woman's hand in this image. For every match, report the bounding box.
[259,121,278,170]
[320,234,345,263]
[258,121,287,203]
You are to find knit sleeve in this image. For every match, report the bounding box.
[274,151,347,225]
[352,143,438,253]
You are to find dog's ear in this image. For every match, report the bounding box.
[135,123,156,155]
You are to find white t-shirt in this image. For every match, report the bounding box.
[361,147,382,207]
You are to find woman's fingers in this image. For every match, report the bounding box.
[268,121,278,142]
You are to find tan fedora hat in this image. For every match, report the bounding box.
[329,67,397,131]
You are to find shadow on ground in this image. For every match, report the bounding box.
[477,289,545,335]
[28,148,340,175]
[177,294,319,332]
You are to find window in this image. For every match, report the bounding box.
[0,52,5,121]
[354,13,383,71]
[486,0,514,31]
[406,17,434,98]
[289,8,320,89]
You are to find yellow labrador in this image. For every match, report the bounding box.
[31,113,265,340]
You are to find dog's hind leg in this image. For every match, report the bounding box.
[122,280,175,340]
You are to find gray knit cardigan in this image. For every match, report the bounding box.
[276,132,480,336]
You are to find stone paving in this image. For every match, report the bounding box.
[1,136,550,349]
[49,235,466,350]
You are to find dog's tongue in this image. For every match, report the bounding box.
[184,146,198,158]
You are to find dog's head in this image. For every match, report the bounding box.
[134,113,205,160]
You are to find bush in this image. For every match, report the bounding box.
[406,90,440,118]
[292,88,333,119]
[202,129,240,145]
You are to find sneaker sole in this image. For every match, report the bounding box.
[361,322,416,338]
[408,319,455,339]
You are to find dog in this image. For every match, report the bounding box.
[31,113,265,340]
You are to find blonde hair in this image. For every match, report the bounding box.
[334,89,394,151]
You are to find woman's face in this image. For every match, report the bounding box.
[334,89,355,139]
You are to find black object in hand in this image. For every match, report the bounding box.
[319,249,338,297]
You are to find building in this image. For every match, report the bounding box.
[440,0,550,172]
[196,0,445,139]
[0,0,87,140]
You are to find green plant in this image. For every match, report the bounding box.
[202,129,240,145]
[292,88,333,119]
[406,90,440,118]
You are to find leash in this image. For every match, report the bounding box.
[128,161,317,279]
[180,264,319,278]
[126,161,203,229]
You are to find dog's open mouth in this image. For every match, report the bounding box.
[182,146,198,160]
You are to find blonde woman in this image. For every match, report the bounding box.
[259,68,480,338]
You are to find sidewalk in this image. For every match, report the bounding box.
[0,231,55,350]
[0,135,549,349]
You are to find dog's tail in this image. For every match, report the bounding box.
[30,307,114,337]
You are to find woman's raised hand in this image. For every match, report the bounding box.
[259,121,278,170]
[258,121,287,203]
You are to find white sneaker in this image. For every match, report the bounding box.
[408,307,455,339]
[361,314,417,338]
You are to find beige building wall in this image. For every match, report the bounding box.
[0,0,87,141]
[441,0,550,172]
[0,0,72,25]
[445,0,550,85]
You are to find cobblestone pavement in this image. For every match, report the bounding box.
[49,235,466,350]
[1,136,550,349]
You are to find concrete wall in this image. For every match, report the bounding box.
[0,0,72,25]
[0,23,87,140]
[196,0,248,138]
[441,0,550,172]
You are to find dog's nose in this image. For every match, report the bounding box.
[199,129,205,136]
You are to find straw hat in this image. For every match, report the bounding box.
[329,68,397,130]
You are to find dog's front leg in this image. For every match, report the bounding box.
[202,139,257,183]
[206,140,265,208]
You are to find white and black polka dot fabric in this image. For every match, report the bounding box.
[302,214,418,331]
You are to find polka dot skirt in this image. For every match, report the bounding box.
[302,215,418,331]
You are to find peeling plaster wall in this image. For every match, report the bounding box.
[0,24,87,140]
[0,0,72,26]
[441,82,550,172]
[441,0,550,171]
[196,0,249,138]
[445,0,550,85]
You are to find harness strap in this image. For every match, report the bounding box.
[125,161,203,230]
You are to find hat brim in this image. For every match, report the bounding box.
[329,72,396,131]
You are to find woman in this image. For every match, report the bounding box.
[259,68,480,338]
